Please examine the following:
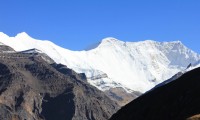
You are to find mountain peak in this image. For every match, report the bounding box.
[101,37,120,43]
[15,32,31,39]
[87,37,123,50]
[98,37,124,47]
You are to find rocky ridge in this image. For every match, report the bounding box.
[0,44,119,120]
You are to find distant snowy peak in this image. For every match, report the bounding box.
[0,32,31,40]
[89,37,123,50]
[97,38,199,64]
[101,37,121,43]
[15,32,31,38]
[96,38,185,50]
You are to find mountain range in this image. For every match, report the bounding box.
[0,32,200,106]
[0,32,200,120]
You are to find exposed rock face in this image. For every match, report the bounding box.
[19,48,55,64]
[0,43,15,53]
[110,67,200,120]
[88,73,108,80]
[51,63,87,81]
[0,46,119,120]
[105,87,141,106]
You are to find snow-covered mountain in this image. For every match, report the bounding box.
[0,32,199,93]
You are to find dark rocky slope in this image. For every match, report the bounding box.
[110,67,200,120]
[0,45,119,120]
[0,43,15,52]
[105,87,141,106]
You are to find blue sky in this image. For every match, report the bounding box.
[0,0,199,53]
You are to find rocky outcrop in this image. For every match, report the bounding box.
[105,87,141,106]
[51,63,87,81]
[19,48,55,64]
[110,67,200,120]
[88,73,108,80]
[0,43,15,53]
[0,46,119,120]
[87,73,140,106]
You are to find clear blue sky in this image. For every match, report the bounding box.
[0,0,199,53]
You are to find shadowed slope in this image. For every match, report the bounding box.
[110,67,200,120]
